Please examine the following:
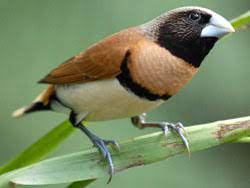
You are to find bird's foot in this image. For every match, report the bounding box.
[91,135,120,183]
[131,114,190,156]
[158,122,190,155]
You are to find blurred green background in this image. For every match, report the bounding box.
[0,0,249,187]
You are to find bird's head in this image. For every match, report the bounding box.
[141,6,235,67]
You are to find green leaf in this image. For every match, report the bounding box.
[0,120,75,175]
[231,10,250,30]
[0,116,250,187]
[234,137,250,143]
[67,179,96,188]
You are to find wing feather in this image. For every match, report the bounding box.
[39,28,142,84]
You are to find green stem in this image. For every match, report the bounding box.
[0,116,250,187]
[231,10,250,31]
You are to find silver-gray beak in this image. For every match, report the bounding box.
[201,12,235,38]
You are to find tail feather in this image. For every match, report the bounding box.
[12,85,55,118]
[12,102,50,118]
[12,106,28,118]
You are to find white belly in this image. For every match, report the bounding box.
[55,78,163,121]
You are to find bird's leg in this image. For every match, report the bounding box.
[131,113,190,154]
[69,112,119,183]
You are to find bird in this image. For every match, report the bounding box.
[12,6,235,182]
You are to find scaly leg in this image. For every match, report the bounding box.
[69,112,119,183]
[131,113,190,155]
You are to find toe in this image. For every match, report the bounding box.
[159,123,169,138]
[175,128,190,156]
[176,122,188,135]
[92,138,117,183]
[94,140,108,159]
[104,140,120,152]
[167,123,190,156]
[106,152,115,184]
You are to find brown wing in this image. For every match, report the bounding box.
[39,28,143,84]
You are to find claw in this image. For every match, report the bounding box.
[176,122,188,136]
[106,151,115,184]
[158,122,190,157]
[175,127,190,157]
[91,137,119,183]
[104,140,120,152]
[168,123,190,157]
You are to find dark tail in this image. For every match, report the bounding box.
[12,85,55,118]
[12,102,50,118]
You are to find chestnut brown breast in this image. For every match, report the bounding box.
[128,40,198,96]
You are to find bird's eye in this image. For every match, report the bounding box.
[189,12,201,21]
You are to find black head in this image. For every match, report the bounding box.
[141,7,235,67]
